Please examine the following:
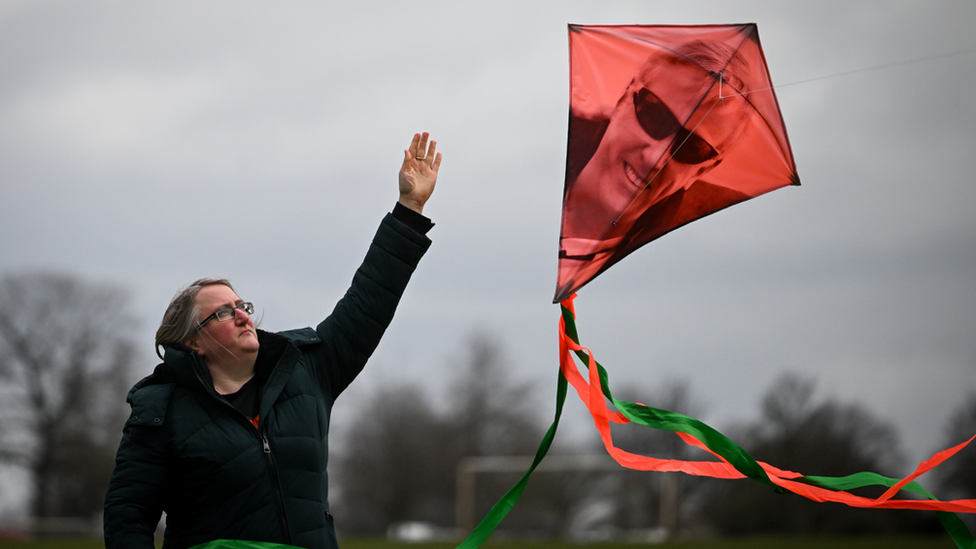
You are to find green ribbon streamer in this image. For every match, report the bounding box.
[189,541,300,549]
[454,302,975,549]
[562,303,974,548]
[799,474,975,549]
[454,367,568,549]
[561,304,774,487]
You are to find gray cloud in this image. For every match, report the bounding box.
[1,1,974,502]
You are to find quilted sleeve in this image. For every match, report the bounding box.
[313,212,431,398]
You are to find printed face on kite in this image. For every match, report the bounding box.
[560,43,752,260]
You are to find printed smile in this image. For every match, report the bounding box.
[624,162,645,189]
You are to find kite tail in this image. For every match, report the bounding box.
[453,294,976,548]
[559,293,976,546]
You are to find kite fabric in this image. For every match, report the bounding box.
[556,23,799,302]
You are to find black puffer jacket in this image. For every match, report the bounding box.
[104,213,430,549]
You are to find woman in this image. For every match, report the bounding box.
[104,133,442,549]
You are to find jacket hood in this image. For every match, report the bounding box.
[140,330,293,395]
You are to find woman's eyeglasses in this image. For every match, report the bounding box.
[198,302,254,329]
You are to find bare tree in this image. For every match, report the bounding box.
[931,391,976,534]
[447,333,540,458]
[703,372,939,535]
[333,385,456,533]
[332,333,546,535]
[935,391,976,534]
[0,272,135,519]
[604,379,709,534]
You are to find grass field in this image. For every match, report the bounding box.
[344,537,958,549]
[0,537,959,549]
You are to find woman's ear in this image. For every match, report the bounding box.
[184,333,206,357]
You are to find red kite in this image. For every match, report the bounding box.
[556,23,799,302]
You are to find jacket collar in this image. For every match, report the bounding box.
[157,330,291,394]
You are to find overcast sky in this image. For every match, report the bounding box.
[1,0,974,511]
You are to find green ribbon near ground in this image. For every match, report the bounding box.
[189,540,301,549]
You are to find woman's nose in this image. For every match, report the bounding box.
[233,307,251,324]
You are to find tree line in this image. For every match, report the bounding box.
[0,271,973,539]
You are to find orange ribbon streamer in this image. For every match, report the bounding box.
[558,293,976,514]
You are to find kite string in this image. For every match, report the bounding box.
[606,45,976,231]
[721,46,976,99]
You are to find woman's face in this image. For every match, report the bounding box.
[186,284,259,363]
[561,49,749,255]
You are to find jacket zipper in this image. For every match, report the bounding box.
[192,365,292,544]
[261,432,292,545]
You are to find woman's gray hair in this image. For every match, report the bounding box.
[155,277,234,359]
